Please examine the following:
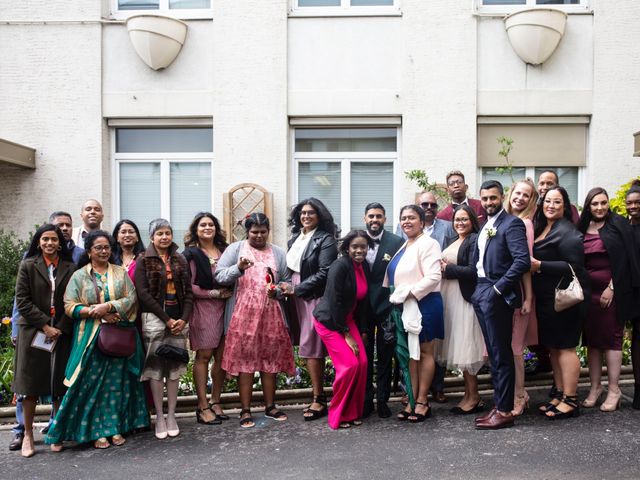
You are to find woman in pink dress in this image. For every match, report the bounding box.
[183,212,232,425]
[504,179,538,416]
[312,230,371,429]
[215,213,295,428]
[112,219,145,283]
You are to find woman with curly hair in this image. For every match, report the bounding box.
[183,212,232,424]
[286,198,338,420]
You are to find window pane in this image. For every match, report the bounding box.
[118,0,159,9]
[351,162,393,231]
[298,0,341,5]
[535,167,579,204]
[482,0,525,4]
[481,167,527,191]
[170,163,212,247]
[351,0,393,5]
[295,128,397,152]
[169,0,210,8]
[298,162,341,227]
[120,163,161,245]
[116,128,213,153]
[537,0,579,4]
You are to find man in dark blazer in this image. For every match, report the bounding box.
[471,180,530,430]
[362,202,404,418]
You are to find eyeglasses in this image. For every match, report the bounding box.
[447,179,464,187]
[454,218,470,223]
[420,202,438,210]
[91,245,111,252]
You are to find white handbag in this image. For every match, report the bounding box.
[554,264,584,312]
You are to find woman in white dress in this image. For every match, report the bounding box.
[438,205,486,414]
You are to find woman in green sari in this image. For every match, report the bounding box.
[46,230,148,450]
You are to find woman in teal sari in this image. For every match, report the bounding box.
[46,230,148,450]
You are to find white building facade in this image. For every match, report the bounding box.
[1,0,639,245]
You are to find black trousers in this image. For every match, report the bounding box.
[364,316,396,405]
[472,281,515,412]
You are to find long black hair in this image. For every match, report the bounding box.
[184,211,228,253]
[533,186,573,238]
[112,219,145,264]
[452,204,481,234]
[288,197,339,237]
[25,224,72,261]
[577,187,610,234]
[77,230,116,268]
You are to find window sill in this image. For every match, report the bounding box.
[474,6,593,17]
[110,10,213,21]
[288,7,402,18]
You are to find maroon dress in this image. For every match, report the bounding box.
[583,233,623,350]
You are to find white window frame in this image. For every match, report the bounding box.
[109,0,213,20]
[289,0,401,17]
[478,166,583,203]
[111,128,214,227]
[291,127,401,234]
[474,0,591,15]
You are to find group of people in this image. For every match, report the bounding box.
[8,168,640,457]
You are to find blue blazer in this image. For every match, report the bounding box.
[473,210,530,308]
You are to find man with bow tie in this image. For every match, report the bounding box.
[362,203,404,418]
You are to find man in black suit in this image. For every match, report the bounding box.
[362,202,404,418]
[471,181,530,429]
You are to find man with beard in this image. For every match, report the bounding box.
[362,203,404,418]
[472,180,530,429]
[72,199,104,246]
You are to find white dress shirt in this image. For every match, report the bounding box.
[476,208,505,279]
[366,231,384,267]
[286,228,317,272]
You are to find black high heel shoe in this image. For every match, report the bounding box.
[450,400,485,415]
[538,388,563,415]
[196,406,222,425]
[303,394,328,421]
[408,402,432,423]
[209,402,230,421]
[546,395,580,420]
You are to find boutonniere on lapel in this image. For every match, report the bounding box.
[486,227,497,240]
[382,253,392,262]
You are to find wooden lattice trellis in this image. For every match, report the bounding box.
[223,183,273,243]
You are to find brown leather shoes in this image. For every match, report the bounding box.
[475,407,497,423]
[475,409,514,430]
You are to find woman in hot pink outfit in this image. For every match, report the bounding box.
[313,230,371,429]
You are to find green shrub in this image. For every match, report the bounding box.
[609,176,640,215]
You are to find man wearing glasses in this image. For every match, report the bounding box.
[437,171,487,224]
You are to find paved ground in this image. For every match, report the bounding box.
[2,384,639,480]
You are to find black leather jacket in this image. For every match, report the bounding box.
[287,229,338,300]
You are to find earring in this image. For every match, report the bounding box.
[57,245,62,251]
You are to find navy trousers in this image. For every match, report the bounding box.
[472,281,515,412]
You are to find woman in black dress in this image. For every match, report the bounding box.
[578,187,640,411]
[530,187,589,420]
[626,180,640,409]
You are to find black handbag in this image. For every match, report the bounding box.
[155,344,189,364]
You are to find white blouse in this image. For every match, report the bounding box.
[286,228,317,272]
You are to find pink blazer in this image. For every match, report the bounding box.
[383,234,442,300]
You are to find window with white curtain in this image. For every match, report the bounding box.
[294,127,397,234]
[115,127,213,246]
[481,167,580,204]
[113,0,212,19]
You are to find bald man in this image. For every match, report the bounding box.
[72,199,104,246]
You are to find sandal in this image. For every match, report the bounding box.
[111,434,126,447]
[538,388,563,415]
[408,402,432,423]
[196,406,222,425]
[265,404,288,421]
[546,395,580,420]
[50,443,64,453]
[94,437,110,449]
[397,408,412,421]
[303,394,327,421]
[209,402,230,421]
[239,409,255,428]
[338,422,351,429]
[351,419,363,426]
